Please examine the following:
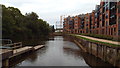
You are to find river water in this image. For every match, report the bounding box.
[11,36,113,67]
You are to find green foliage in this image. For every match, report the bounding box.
[2,5,52,39]
[49,25,55,33]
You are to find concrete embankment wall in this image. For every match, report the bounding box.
[66,35,120,67]
[2,45,45,67]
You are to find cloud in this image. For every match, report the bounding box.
[1,0,100,26]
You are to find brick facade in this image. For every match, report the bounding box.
[63,1,120,39]
[73,16,80,34]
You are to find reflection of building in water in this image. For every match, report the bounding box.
[63,47,83,59]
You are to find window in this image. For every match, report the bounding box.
[75,18,78,21]
[111,28,113,35]
[106,13,108,19]
[102,21,105,27]
[100,17,102,21]
[118,5,120,13]
[114,28,116,32]
[75,22,78,23]
[102,29,104,34]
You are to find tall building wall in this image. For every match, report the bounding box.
[91,11,95,34]
[74,16,80,34]
[63,1,120,39]
[117,2,120,38]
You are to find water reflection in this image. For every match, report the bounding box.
[81,52,114,67]
[10,51,38,67]
[63,47,84,60]
[10,46,47,67]
[12,37,48,46]
[10,36,113,67]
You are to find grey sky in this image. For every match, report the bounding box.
[1,0,100,27]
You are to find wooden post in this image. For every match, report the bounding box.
[3,59,9,67]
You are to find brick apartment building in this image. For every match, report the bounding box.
[73,15,80,34]
[79,14,85,34]
[63,16,74,33]
[91,10,95,34]
[63,0,120,39]
[84,13,92,34]
[117,1,120,37]
[94,5,100,35]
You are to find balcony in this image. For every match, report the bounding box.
[81,21,84,24]
[102,7,105,13]
[110,2,117,8]
[106,14,108,19]
[86,24,88,26]
[75,22,78,23]
[109,21,116,25]
[118,5,120,13]
[104,3,108,7]
[110,5,116,10]
[75,18,78,21]
[110,15,116,19]
[119,24,120,31]
[99,18,102,21]
[69,22,73,25]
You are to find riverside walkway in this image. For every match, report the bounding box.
[76,35,120,45]
[1,44,45,61]
[1,43,45,67]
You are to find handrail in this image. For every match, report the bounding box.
[4,42,22,47]
[0,39,12,44]
[1,42,23,50]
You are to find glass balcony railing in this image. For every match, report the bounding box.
[110,5,116,10]
[110,15,116,19]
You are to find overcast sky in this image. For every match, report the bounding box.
[1,0,100,27]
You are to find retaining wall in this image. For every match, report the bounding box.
[67,35,120,67]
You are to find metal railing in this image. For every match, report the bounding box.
[0,39,22,49]
[0,39,12,45]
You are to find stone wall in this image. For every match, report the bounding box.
[68,35,120,67]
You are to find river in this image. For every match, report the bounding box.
[11,36,113,67]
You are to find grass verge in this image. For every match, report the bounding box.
[69,34,120,47]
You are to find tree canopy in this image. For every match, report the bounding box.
[2,5,53,40]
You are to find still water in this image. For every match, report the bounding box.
[12,36,112,67]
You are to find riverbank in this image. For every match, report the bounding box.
[2,45,45,67]
[71,34,120,47]
[66,34,120,67]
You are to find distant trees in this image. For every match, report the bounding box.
[2,5,53,39]
[50,25,55,33]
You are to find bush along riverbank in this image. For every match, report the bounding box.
[2,5,55,43]
[66,34,120,67]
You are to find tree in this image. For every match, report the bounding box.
[2,5,51,40]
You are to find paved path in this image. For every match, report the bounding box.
[34,45,45,50]
[76,35,120,45]
[0,49,12,54]
[13,46,32,54]
[0,49,13,60]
